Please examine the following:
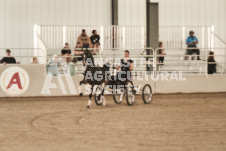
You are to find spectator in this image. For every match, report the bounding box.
[61,43,72,63]
[31,57,38,64]
[207,51,217,74]
[47,54,60,76]
[158,42,165,64]
[77,29,92,48]
[186,31,201,60]
[74,42,84,61]
[68,58,77,76]
[90,30,100,54]
[0,49,16,65]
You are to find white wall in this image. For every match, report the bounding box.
[118,0,226,42]
[118,0,146,26]
[1,65,226,97]
[1,0,226,49]
[0,0,112,49]
[159,0,226,42]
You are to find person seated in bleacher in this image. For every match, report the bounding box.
[61,43,72,64]
[90,30,100,54]
[74,42,84,62]
[47,54,60,76]
[207,51,217,74]
[77,29,92,48]
[186,31,201,60]
[68,57,77,76]
[158,42,165,64]
[0,49,17,65]
[31,57,38,64]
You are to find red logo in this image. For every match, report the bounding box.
[0,67,30,96]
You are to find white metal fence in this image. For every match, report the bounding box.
[36,25,146,50]
[159,26,212,49]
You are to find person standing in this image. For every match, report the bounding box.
[186,31,201,60]
[158,42,165,64]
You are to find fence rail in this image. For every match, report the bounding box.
[1,47,226,75]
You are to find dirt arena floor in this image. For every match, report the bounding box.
[0,93,226,151]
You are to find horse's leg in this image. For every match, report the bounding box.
[119,87,125,102]
[87,85,93,108]
[101,85,106,106]
[129,81,136,94]
[79,80,84,96]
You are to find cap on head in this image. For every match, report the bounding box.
[189,31,194,34]
[6,49,11,53]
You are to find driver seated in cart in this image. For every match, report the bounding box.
[113,50,134,85]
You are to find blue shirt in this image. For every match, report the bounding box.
[186,36,198,47]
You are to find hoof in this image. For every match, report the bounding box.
[87,105,90,108]
[80,93,83,97]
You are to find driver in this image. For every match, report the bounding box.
[114,50,133,82]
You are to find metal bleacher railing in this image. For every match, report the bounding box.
[1,47,225,76]
[155,48,226,75]
[45,48,154,76]
[44,46,226,76]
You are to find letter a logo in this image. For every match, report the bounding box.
[7,72,22,90]
[0,67,29,96]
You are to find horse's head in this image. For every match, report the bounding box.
[103,62,111,71]
[84,49,93,59]
[83,49,95,67]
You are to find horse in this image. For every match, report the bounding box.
[78,49,110,108]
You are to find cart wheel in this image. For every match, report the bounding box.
[126,82,135,106]
[142,84,152,104]
[113,89,123,104]
[94,86,103,106]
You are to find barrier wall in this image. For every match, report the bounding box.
[0,65,226,97]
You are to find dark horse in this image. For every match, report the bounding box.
[78,49,110,108]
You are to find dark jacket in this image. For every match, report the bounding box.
[208,58,216,74]
[1,57,16,64]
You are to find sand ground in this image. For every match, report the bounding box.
[0,93,226,151]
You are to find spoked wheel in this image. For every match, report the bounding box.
[126,82,135,106]
[113,89,124,104]
[94,86,103,106]
[142,84,152,104]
